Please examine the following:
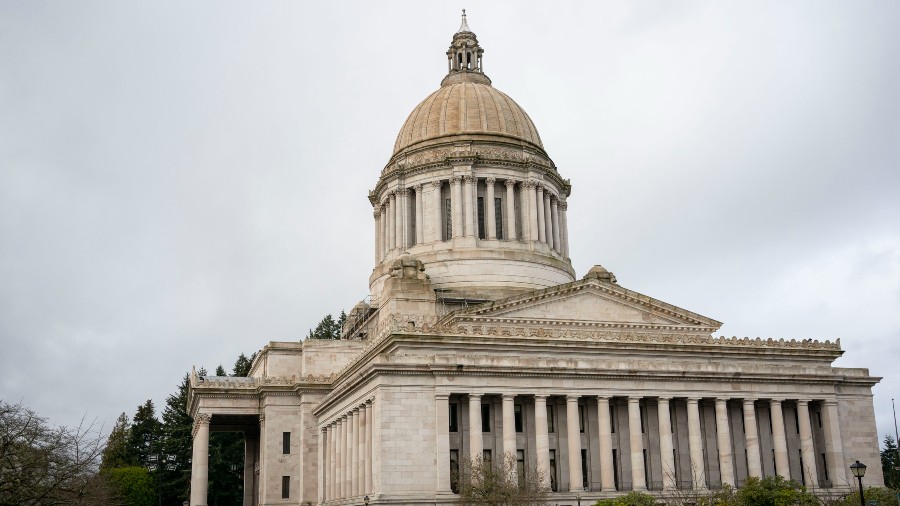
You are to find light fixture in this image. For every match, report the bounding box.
[850,460,867,506]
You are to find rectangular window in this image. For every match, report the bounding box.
[795,408,800,434]
[768,410,774,433]
[477,196,485,239]
[482,404,491,432]
[579,405,585,433]
[450,450,459,493]
[643,449,650,488]
[483,449,492,463]
[610,404,616,433]
[281,476,290,499]
[449,403,458,432]
[817,411,822,428]
[581,449,589,489]
[822,453,829,481]
[612,449,619,490]
[282,432,290,454]
[549,449,558,492]
[445,198,452,240]
[517,449,525,488]
[640,405,646,433]
[495,197,503,239]
[547,404,555,433]
[514,404,523,433]
[410,195,417,245]
[799,449,805,485]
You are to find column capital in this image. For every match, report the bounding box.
[435,393,451,401]
[742,398,758,405]
[388,190,396,200]
[450,175,462,184]
[468,392,483,400]
[414,183,423,192]
[352,406,360,414]
[431,180,443,189]
[463,174,476,184]
[715,398,730,405]
[192,413,211,437]
[522,180,536,189]
[485,177,496,185]
[797,399,810,407]
[533,393,548,401]
[822,399,838,407]
[535,185,544,194]
[687,397,701,404]
[501,393,516,401]
[769,397,785,404]
[627,396,642,403]
[396,187,410,197]
[596,395,611,402]
[559,201,568,211]
[258,413,265,427]
[565,394,580,402]
[373,209,381,219]
[550,194,558,203]
[504,179,516,188]
[657,396,672,402]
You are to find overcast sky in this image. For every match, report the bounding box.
[2,1,898,445]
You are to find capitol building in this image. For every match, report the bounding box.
[186,13,883,506]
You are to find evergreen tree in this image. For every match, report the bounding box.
[307,313,342,339]
[158,374,193,505]
[883,435,900,489]
[232,353,253,376]
[215,364,226,376]
[127,400,162,468]
[101,412,131,470]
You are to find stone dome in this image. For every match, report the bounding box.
[392,80,544,156]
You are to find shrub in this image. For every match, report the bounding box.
[595,491,659,506]
[836,487,900,506]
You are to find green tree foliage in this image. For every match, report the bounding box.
[456,453,547,506]
[307,312,346,340]
[214,365,226,377]
[883,435,900,490]
[594,491,659,506]
[101,412,131,470]
[105,467,155,506]
[232,353,255,377]
[157,374,193,505]
[126,400,161,468]
[836,487,900,506]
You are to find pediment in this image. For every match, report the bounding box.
[447,278,722,332]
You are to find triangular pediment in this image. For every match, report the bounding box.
[445,278,722,332]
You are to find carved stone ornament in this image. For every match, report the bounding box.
[523,180,536,189]
[450,175,463,184]
[463,175,475,184]
[485,177,496,186]
[504,179,517,188]
[431,180,443,189]
[192,413,211,437]
[559,201,568,211]
[396,187,409,197]
[373,209,381,219]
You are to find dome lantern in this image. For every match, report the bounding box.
[443,10,489,86]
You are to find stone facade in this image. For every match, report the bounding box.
[186,12,882,506]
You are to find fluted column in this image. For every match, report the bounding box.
[398,188,410,249]
[628,397,647,491]
[559,200,570,257]
[743,400,762,478]
[566,396,583,492]
[345,414,353,498]
[657,397,677,491]
[431,181,443,242]
[551,196,561,253]
[797,401,819,488]
[435,394,451,493]
[352,408,360,497]
[415,184,424,245]
[370,399,380,495]
[525,181,538,242]
[451,176,463,239]
[335,418,343,498]
[485,178,497,239]
[534,395,550,490]
[359,405,367,496]
[715,399,735,487]
[543,189,554,249]
[598,396,617,492]
[687,398,707,489]
[770,399,790,479]
[190,413,210,506]
[328,424,336,500]
[463,175,475,237]
[469,394,483,460]
[502,394,516,482]
[387,194,396,253]
[366,400,374,494]
[373,207,381,263]
[318,429,326,504]
[380,203,388,259]
[505,180,517,240]
[821,400,846,486]
[536,185,547,243]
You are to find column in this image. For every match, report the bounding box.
[365,402,374,494]
[715,399,735,487]
[463,175,475,237]
[451,176,463,239]
[559,200,570,257]
[821,400,846,486]
[398,188,409,249]
[598,397,617,492]
[543,188,553,249]
[566,396,583,492]
[770,399,790,479]
[743,399,762,478]
[352,408,360,496]
[190,413,210,506]
[485,178,497,239]
[435,394,451,493]
[345,412,353,498]
[536,185,546,243]
[373,207,381,263]
[431,180,443,242]
[687,398,707,490]
[317,429,326,504]
[502,394,517,482]
[469,394,483,460]
[657,397,677,491]
[371,399,381,495]
[359,404,367,496]
[505,180,517,240]
[628,397,647,491]
[551,196,561,253]
[328,424,336,500]
[797,400,819,488]
[534,395,550,491]
[415,185,424,245]
[525,181,538,242]
[388,192,397,251]
[335,419,343,498]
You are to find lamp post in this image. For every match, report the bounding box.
[850,460,867,506]
[576,493,581,506]
[364,495,370,505]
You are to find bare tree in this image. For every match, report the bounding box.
[456,452,548,506]
[0,400,112,505]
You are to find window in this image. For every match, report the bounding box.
[514,404,523,433]
[477,197,485,239]
[579,405,585,433]
[482,404,491,432]
[549,449,558,491]
[445,198,452,239]
[547,404,555,433]
[517,449,525,487]
[612,449,619,490]
[483,449,492,463]
[282,432,290,454]
[822,453,829,481]
[450,450,459,493]
[581,449,589,490]
[795,408,800,434]
[495,197,503,239]
[798,449,805,485]
[610,404,616,433]
[281,476,290,499]
[640,405,646,433]
[449,402,458,432]
[643,449,650,488]
[768,410,774,433]
[817,411,822,428]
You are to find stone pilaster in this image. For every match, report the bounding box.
[505,180,517,240]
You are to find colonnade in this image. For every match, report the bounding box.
[436,393,847,494]
[373,176,569,262]
[320,400,375,503]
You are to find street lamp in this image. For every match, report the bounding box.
[850,460,867,506]
[576,493,581,506]
[364,495,370,505]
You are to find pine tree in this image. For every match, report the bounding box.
[158,374,193,505]
[232,353,253,376]
[127,400,162,467]
[882,435,900,489]
[215,364,226,376]
[100,412,131,470]
[307,313,342,339]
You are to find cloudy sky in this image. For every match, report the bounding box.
[2,1,898,444]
